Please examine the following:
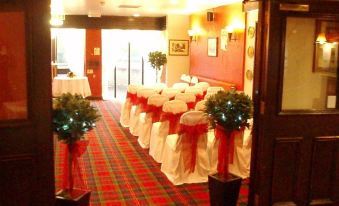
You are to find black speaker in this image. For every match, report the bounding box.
[207,12,215,22]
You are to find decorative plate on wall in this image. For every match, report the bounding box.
[248,26,255,39]
[246,69,253,80]
[247,46,254,58]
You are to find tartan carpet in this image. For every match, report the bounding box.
[55,100,249,205]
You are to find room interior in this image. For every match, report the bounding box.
[1,0,338,205]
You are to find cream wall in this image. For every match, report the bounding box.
[244,10,258,98]
[166,14,190,86]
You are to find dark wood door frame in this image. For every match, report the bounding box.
[248,1,339,205]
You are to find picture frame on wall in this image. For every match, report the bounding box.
[168,39,189,56]
[207,37,218,57]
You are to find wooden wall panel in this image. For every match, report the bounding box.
[309,137,338,205]
[271,137,303,205]
[0,155,35,206]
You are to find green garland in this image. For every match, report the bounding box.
[53,93,100,144]
[204,90,253,132]
[148,51,167,70]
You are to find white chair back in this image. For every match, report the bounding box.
[185,86,203,96]
[153,83,167,93]
[180,111,208,126]
[195,100,206,111]
[137,88,157,98]
[161,88,181,99]
[127,84,143,94]
[190,76,198,84]
[206,86,224,95]
[195,82,210,92]
[162,100,188,114]
[148,94,169,107]
[172,82,189,92]
[174,93,196,103]
[180,74,191,83]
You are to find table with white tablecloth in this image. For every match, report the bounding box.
[52,76,92,97]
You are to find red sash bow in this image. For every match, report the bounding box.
[126,92,138,105]
[62,140,88,190]
[160,112,184,134]
[215,125,243,178]
[145,105,163,123]
[179,123,208,173]
[187,102,196,110]
[195,94,204,102]
[138,97,148,112]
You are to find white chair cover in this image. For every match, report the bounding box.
[129,88,157,136]
[161,111,210,185]
[149,100,187,163]
[190,76,199,85]
[195,100,206,111]
[180,74,191,83]
[161,88,181,100]
[137,94,169,149]
[204,93,213,100]
[153,83,167,93]
[206,86,224,95]
[120,84,142,127]
[175,93,196,110]
[185,86,204,102]
[195,82,210,94]
[172,82,189,92]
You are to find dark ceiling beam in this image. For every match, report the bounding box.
[55,15,166,30]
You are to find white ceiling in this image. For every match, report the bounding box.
[62,0,242,17]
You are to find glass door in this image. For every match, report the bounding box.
[102,30,166,100]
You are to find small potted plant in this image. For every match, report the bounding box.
[148,51,167,83]
[205,90,252,206]
[53,93,100,205]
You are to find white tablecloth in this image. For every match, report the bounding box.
[52,76,92,97]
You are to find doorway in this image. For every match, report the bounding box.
[101,30,166,100]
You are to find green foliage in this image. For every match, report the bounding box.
[204,90,253,132]
[148,51,167,70]
[53,93,100,144]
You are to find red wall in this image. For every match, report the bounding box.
[189,4,245,90]
[85,29,102,98]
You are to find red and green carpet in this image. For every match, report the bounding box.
[55,100,249,205]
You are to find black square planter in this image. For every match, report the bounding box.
[208,173,242,206]
[55,189,91,206]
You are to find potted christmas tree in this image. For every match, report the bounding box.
[148,51,167,83]
[205,90,252,206]
[53,93,100,205]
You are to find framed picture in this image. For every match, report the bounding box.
[168,39,189,56]
[208,37,218,57]
[313,20,339,74]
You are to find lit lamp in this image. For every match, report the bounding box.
[225,25,236,41]
[50,0,65,26]
[316,33,327,44]
[188,29,199,42]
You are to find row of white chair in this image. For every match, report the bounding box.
[119,83,228,185]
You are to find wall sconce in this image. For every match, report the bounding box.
[316,33,327,44]
[50,0,65,26]
[225,25,237,41]
[188,29,200,42]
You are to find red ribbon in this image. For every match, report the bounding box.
[187,102,196,110]
[179,123,208,173]
[202,90,207,98]
[215,125,243,178]
[62,140,88,190]
[126,92,138,105]
[138,97,148,113]
[159,112,184,134]
[145,105,163,123]
[195,94,204,102]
